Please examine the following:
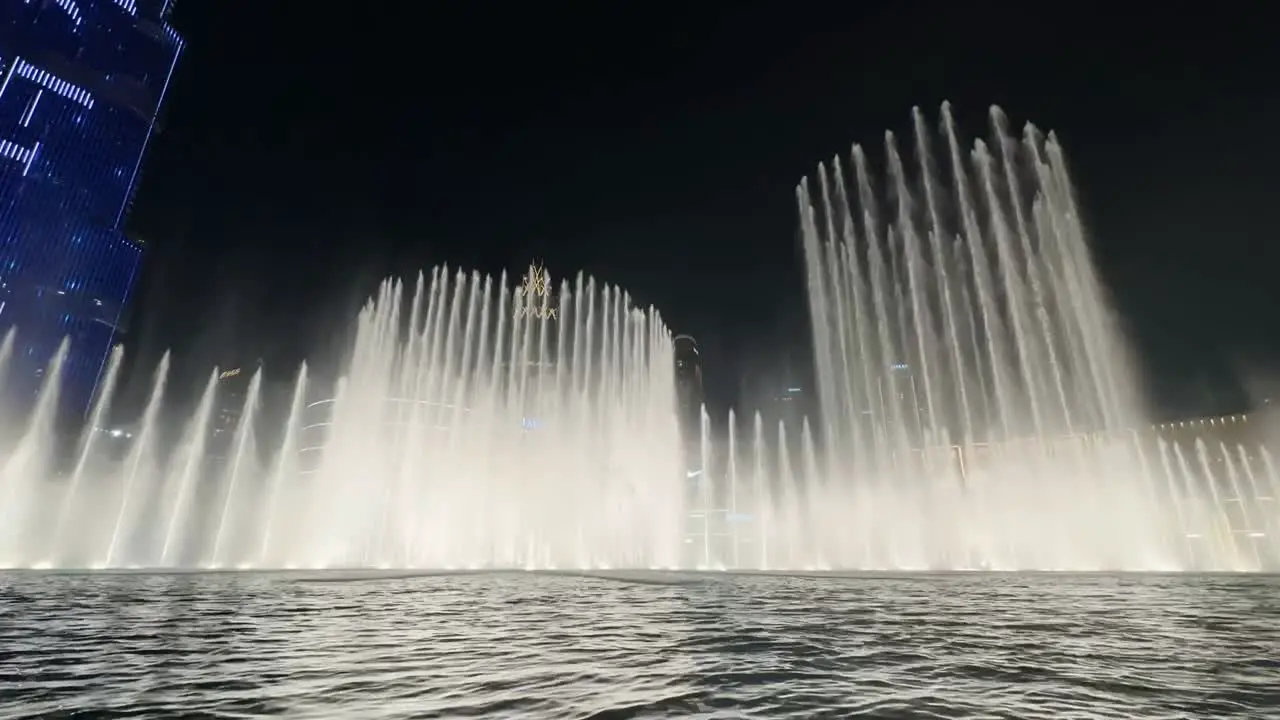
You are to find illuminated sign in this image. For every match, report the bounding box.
[515,260,558,320]
[219,368,241,380]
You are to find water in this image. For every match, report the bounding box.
[1,571,1277,718]
[0,266,685,570]
[686,104,1279,572]
[0,105,1276,573]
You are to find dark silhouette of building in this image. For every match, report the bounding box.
[206,363,257,473]
[0,0,184,413]
[673,334,702,439]
[885,361,928,447]
[740,350,815,451]
[210,365,250,436]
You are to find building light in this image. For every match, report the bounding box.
[52,0,83,26]
[19,90,41,127]
[219,368,241,380]
[0,11,184,414]
[15,60,94,108]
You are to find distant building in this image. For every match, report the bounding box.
[1146,413,1260,450]
[885,362,928,447]
[206,364,256,469]
[0,1,184,413]
[740,349,814,451]
[673,334,702,439]
[763,385,808,438]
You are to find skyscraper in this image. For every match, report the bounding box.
[673,334,702,438]
[207,364,253,466]
[0,0,183,412]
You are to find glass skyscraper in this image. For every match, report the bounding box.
[0,0,183,412]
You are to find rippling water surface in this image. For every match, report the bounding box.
[1,571,1277,718]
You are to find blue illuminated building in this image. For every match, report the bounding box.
[0,0,183,413]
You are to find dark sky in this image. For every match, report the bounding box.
[123,2,1280,419]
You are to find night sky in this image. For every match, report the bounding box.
[122,2,1279,420]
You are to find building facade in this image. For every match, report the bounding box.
[0,0,183,412]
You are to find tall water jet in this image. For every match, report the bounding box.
[258,363,308,566]
[49,344,124,564]
[103,352,170,568]
[0,328,16,407]
[0,338,69,564]
[744,103,1189,570]
[0,262,682,570]
[158,368,221,566]
[210,368,263,567]
[0,328,17,428]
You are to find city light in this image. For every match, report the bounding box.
[0,9,183,413]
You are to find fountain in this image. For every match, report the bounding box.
[684,104,1279,572]
[0,105,1275,573]
[0,267,685,570]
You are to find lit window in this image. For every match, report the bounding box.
[51,0,83,26]
[15,60,94,108]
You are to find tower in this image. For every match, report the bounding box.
[673,334,702,439]
[0,0,184,412]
